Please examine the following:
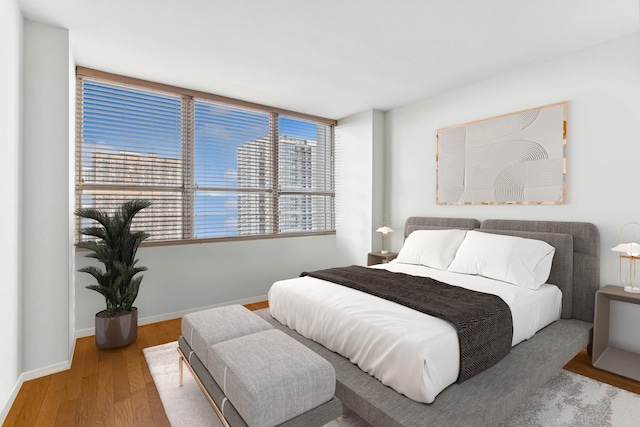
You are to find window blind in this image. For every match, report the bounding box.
[76,71,335,244]
[277,116,335,233]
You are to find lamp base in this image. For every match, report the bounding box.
[624,286,640,293]
[381,250,389,254]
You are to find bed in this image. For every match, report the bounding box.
[269,262,562,404]
[259,217,600,426]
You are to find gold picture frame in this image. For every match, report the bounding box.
[436,102,567,205]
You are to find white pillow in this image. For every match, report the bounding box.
[394,229,468,270]
[534,251,555,286]
[447,230,555,290]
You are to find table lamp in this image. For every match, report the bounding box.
[376,226,394,254]
[612,224,640,293]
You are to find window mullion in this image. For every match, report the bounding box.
[270,112,279,235]
[182,96,195,239]
[75,75,85,242]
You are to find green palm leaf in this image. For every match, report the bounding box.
[75,200,151,317]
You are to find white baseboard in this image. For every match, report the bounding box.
[0,359,71,425]
[20,360,71,382]
[75,295,269,338]
[0,377,22,426]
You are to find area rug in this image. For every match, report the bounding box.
[144,342,640,427]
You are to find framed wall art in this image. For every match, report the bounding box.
[436,102,567,205]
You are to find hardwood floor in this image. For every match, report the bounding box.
[5,301,638,426]
[563,347,640,394]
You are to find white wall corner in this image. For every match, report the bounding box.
[22,19,72,372]
[335,110,376,265]
[68,40,77,361]
[371,109,386,252]
[0,0,23,422]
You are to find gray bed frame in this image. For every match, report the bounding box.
[254,217,600,427]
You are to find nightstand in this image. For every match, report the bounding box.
[367,252,398,266]
[592,285,640,381]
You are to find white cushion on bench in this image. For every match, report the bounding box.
[207,329,336,427]
[182,305,272,363]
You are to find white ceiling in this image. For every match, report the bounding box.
[18,0,640,120]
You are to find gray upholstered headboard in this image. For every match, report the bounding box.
[480,219,599,323]
[402,217,600,323]
[404,217,480,238]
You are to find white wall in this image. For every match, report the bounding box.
[336,110,385,265]
[68,40,77,361]
[75,235,337,331]
[22,20,72,372]
[384,32,640,351]
[0,0,23,421]
[372,110,386,244]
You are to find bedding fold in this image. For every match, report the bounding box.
[301,265,513,382]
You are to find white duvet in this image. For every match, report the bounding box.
[268,262,561,403]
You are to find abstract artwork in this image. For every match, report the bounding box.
[436,102,567,205]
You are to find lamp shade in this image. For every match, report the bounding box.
[611,242,640,257]
[376,226,394,235]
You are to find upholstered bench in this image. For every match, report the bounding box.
[179,305,342,427]
[182,304,273,363]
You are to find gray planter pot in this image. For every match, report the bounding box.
[95,307,138,349]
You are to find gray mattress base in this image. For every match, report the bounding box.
[255,309,592,427]
[177,336,343,427]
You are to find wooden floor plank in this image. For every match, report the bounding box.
[135,323,153,353]
[145,380,171,427]
[65,337,87,401]
[124,344,146,395]
[563,348,640,394]
[5,301,638,427]
[111,350,131,403]
[33,371,67,426]
[92,345,115,427]
[113,398,135,427]
[4,376,51,426]
[156,318,181,345]
[130,388,154,427]
[74,374,98,426]
[81,336,100,378]
[244,301,269,311]
[54,398,78,427]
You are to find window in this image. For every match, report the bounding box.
[76,69,335,244]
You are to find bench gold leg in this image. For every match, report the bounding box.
[179,352,184,387]
[177,347,230,427]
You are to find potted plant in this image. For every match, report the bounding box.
[75,199,152,349]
